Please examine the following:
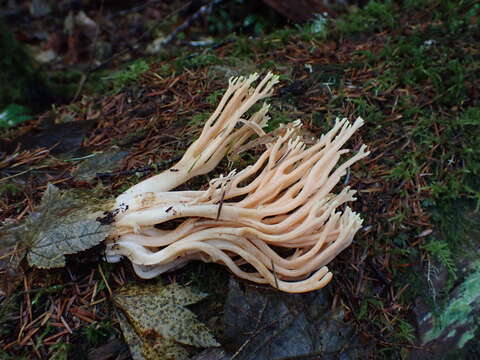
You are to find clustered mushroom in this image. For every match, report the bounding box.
[105,72,369,293]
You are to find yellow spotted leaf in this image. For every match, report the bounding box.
[114,282,219,360]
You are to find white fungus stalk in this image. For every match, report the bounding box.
[106,73,369,293]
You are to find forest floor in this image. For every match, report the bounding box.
[1,1,479,359]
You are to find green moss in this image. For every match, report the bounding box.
[206,90,224,106]
[422,240,457,279]
[83,321,116,346]
[263,111,294,132]
[354,16,480,202]
[174,51,223,71]
[102,59,150,93]
[336,0,396,35]
[188,112,211,127]
[50,342,71,360]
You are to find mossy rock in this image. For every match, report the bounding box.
[411,199,480,359]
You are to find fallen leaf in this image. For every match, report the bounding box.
[116,310,189,360]
[72,150,128,182]
[6,119,95,155]
[25,184,113,268]
[114,282,219,360]
[223,278,364,360]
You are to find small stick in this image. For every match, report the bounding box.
[215,189,226,220]
[271,259,279,289]
[161,0,226,48]
[272,148,291,169]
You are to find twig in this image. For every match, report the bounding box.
[98,264,112,297]
[271,259,279,289]
[160,0,228,48]
[215,188,226,220]
[231,299,271,360]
